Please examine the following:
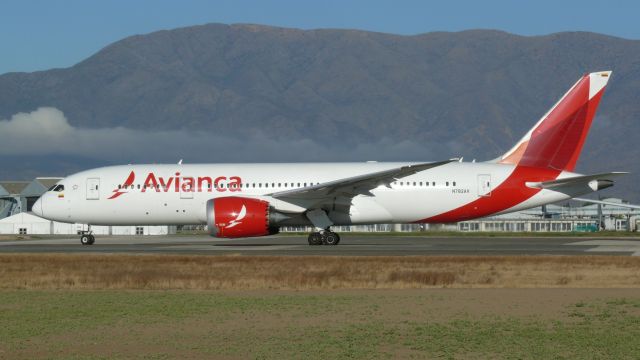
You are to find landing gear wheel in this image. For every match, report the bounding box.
[322,231,340,246]
[80,234,92,245]
[307,232,323,246]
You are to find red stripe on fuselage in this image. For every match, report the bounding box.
[419,166,561,223]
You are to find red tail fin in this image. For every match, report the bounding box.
[498,71,611,171]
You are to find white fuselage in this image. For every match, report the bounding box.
[33,161,576,226]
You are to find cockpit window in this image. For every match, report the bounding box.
[48,185,57,191]
[53,185,64,192]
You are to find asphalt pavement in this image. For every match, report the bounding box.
[1,234,640,256]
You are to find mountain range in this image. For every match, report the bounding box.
[0,23,638,200]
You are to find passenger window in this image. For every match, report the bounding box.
[453,181,456,186]
[413,182,416,186]
[446,182,449,186]
[432,182,435,186]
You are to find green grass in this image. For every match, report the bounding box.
[2,291,640,359]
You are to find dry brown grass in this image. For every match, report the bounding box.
[1,254,640,290]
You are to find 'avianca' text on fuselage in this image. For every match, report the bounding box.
[108,171,244,199]
[32,71,628,246]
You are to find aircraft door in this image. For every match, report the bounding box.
[86,178,100,200]
[478,174,491,197]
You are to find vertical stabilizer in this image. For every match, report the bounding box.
[498,71,611,171]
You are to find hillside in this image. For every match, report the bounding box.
[0,24,638,199]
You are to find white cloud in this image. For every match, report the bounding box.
[0,107,459,163]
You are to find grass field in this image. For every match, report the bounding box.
[2,289,640,359]
[2,254,640,359]
[2,254,640,290]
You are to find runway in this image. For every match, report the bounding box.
[1,235,640,256]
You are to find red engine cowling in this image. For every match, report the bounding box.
[206,197,279,238]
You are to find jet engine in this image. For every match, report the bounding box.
[206,197,281,238]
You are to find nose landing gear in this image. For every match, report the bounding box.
[80,225,95,245]
[80,234,95,245]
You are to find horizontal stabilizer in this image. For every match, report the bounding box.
[526,172,627,193]
[572,197,640,210]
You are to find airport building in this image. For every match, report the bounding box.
[0,177,176,236]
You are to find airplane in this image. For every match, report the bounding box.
[32,71,625,246]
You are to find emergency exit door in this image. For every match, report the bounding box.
[86,178,100,200]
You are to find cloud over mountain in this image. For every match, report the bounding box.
[0,107,456,164]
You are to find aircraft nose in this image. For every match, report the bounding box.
[32,197,44,217]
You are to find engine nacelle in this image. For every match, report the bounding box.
[206,197,280,238]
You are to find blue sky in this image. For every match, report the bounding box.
[1,0,638,74]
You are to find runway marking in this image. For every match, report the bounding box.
[565,240,640,256]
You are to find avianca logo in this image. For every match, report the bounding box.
[225,205,246,229]
[109,171,244,199]
[108,171,135,199]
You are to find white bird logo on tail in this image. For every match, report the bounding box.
[226,205,247,229]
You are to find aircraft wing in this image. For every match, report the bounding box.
[268,159,457,206]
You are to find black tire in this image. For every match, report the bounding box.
[80,235,92,245]
[307,232,323,246]
[322,232,340,246]
[88,235,95,245]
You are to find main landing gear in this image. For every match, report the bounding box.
[80,226,95,245]
[305,209,340,246]
[307,230,341,246]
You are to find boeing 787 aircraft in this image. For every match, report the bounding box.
[33,71,624,245]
